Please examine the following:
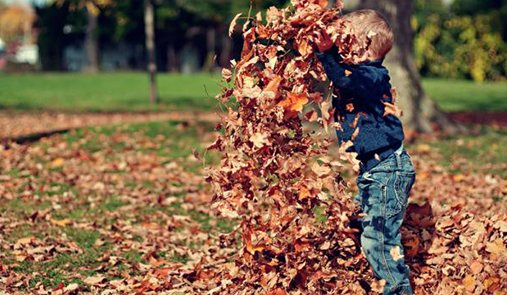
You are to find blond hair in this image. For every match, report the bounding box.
[342,9,394,59]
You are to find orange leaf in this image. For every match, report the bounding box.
[383,102,403,117]
[263,76,283,99]
[265,288,287,295]
[317,0,328,9]
[346,103,354,112]
[463,275,475,293]
[278,92,308,113]
[345,70,352,77]
[351,127,360,141]
[49,158,65,168]
[50,219,72,227]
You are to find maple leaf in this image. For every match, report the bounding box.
[250,132,269,148]
[278,92,309,113]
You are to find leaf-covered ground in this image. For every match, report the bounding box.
[0,121,506,294]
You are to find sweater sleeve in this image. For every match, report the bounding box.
[316,51,382,97]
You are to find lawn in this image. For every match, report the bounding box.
[1,73,506,112]
[0,73,223,112]
[422,78,507,112]
[0,119,505,293]
[1,73,506,292]
[0,120,233,292]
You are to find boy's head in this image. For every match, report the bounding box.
[341,9,394,60]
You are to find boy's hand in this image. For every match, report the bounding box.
[314,30,333,52]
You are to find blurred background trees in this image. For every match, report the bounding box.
[414,0,507,82]
[0,0,505,82]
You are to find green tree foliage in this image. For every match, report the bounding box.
[413,0,507,81]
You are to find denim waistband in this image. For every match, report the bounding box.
[394,143,404,155]
[359,141,403,174]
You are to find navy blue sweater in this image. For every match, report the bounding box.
[316,50,405,172]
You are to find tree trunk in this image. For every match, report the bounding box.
[219,28,233,69]
[144,0,158,104]
[167,42,177,72]
[202,27,216,72]
[358,0,463,133]
[84,7,99,73]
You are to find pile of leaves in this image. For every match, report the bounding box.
[171,0,507,294]
[199,0,382,293]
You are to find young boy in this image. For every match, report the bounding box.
[315,9,416,295]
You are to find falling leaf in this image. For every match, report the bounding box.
[311,162,331,176]
[222,68,232,81]
[346,103,354,112]
[351,127,360,141]
[317,0,328,9]
[263,76,283,99]
[390,87,398,103]
[383,102,403,117]
[229,13,242,37]
[250,132,269,148]
[345,70,352,77]
[278,92,308,113]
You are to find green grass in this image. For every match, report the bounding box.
[1,73,506,113]
[419,127,507,177]
[0,72,223,112]
[422,78,507,112]
[1,117,505,291]
[0,119,237,290]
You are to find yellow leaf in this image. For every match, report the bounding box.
[486,239,506,258]
[16,236,34,245]
[298,185,311,201]
[463,275,475,293]
[51,219,72,227]
[49,158,65,168]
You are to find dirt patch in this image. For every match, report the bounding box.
[0,111,221,141]
[448,111,507,128]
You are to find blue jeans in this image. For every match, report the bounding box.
[354,145,415,295]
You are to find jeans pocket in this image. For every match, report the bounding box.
[393,171,415,211]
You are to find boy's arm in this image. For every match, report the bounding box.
[316,50,381,96]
